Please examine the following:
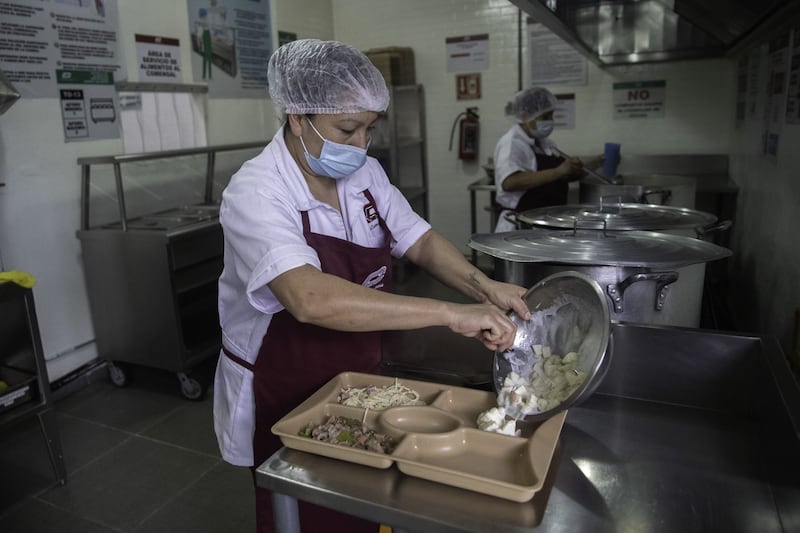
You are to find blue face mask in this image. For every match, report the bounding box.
[299,118,370,179]
[525,119,554,139]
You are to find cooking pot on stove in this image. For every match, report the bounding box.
[579,174,697,208]
[469,228,731,328]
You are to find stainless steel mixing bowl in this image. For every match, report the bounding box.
[494,271,612,423]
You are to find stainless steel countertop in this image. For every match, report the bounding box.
[256,323,800,532]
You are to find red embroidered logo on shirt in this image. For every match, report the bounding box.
[363,201,378,223]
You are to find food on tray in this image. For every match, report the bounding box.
[500,346,586,417]
[298,415,396,454]
[478,346,587,431]
[477,407,519,436]
[337,378,426,410]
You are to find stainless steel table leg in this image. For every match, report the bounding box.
[37,408,67,485]
[470,189,478,264]
[271,493,300,533]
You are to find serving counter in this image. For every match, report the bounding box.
[256,323,800,533]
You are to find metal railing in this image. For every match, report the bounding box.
[78,141,266,231]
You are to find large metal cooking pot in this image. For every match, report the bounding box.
[468,228,732,328]
[517,202,732,240]
[579,174,697,208]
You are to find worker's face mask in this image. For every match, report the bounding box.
[299,118,370,179]
[527,119,554,139]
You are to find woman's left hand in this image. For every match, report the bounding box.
[483,279,530,321]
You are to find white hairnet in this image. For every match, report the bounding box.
[268,39,390,115]
[504,87,557,123]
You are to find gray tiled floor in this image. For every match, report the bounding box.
[0,358,255,533]
[1,266,483,533]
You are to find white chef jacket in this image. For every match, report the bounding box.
[213,124,431,466]
[493,124,558,232]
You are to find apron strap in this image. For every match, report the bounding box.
[222,346,255,372]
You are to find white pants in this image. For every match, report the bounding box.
[494,209,518,233]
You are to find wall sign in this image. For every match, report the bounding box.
[278,30,297,46]
[446,34,489,73]
[57,69,119,142]
[456,73,481,100]
[528,20,587,86]
[554,93,575,129]
[613,80,666,119]
[763,33,789,157]
[0,0,123,98]
[785,27,800,125]
[136,34,182,82]
[186,0,273,98]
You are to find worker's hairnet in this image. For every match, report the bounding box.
[504,87,557,122]
[268,39,390,115]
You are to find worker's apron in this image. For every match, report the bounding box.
[226,189,392,533]
[515,151,568,211]
[495,150,567,232]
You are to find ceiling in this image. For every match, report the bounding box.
[508,0,800,65]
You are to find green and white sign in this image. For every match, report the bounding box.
[57,70,119,142]
[613,80,666,119]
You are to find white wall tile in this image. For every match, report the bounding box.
[332,0,735,245]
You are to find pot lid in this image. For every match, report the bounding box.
[468,228,731,268]
[517,203,717,231]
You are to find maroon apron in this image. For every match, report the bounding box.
[232,189,392,533]
[514,149,568,211]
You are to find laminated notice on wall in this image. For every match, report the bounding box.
[57,69,120,142]
[446,34,489,73]
[554,94,575,129]
[0,0,123,98]
[136,34,182,82]
[186,0,273,98]
[786,28,800,125]
[613,81,666,119]
[528,21,587,86]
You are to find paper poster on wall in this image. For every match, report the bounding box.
[613,81,666,119]
[446,34,489,73]
[456,73,481,100]
[763,33,789,156]
[527,21,587,86]
[747,45,763,119]
[554,93,575,129]
[57,69,119,142]
[278,30,296,46]
[0,0,123,98]
[735,56,747,125]
[186,0,272,98]
[786,28,800,125]
[136,34,182,82]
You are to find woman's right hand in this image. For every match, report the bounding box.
[557,156,584,179]
[446,302,518,352]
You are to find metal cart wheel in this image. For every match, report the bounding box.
[177,372,206,401]
[108,362,128,387]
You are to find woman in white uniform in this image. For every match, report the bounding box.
[493,87,600,232]
[213,39,531,533]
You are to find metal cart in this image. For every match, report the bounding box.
[76,142,263,399]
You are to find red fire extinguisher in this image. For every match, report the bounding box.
[449,107,479,160]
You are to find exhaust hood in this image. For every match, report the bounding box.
[508,0,800,65]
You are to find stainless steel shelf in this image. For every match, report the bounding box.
[0,283,66,485]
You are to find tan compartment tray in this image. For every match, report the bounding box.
[271,372,566,502]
